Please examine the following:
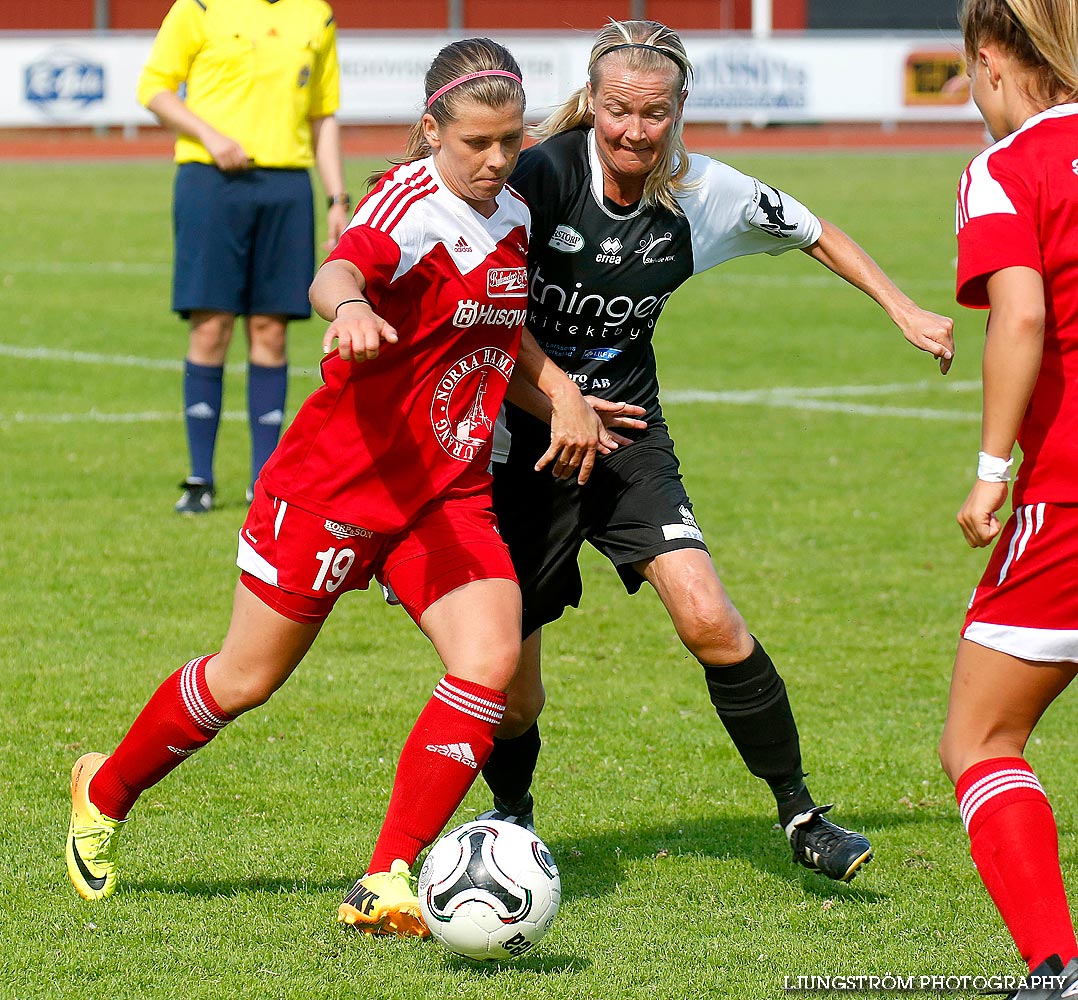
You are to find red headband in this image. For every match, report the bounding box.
[426,69,523,108]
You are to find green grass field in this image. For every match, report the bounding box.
[2,148,1069,1000]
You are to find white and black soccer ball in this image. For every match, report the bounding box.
[418,819,561,961]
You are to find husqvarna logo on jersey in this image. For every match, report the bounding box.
[549,224,585,253]
[431,348,515,462]
[487,267,527,297]
[452,300,527,328]
[25,51,104,117]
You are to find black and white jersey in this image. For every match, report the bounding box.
[511,126,822,424]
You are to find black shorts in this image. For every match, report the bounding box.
[492,415,708,636]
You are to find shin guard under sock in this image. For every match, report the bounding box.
[703,637,807,818]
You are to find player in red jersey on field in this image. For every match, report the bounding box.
[939,1,1078,994]
[64,37,640,937]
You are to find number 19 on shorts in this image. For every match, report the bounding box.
[314,547,355,592]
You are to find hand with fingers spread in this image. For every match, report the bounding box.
[586,396,647,452]
[534,390,646,485]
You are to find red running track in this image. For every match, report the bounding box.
[0,121,989,160]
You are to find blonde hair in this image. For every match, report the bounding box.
[960,0,1078,105]
[368,38,524,188]
[534,19,693,213]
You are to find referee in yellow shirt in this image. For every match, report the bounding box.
[138,0,351,515]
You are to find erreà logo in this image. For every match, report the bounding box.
[549,224,584,253]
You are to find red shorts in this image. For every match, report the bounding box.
[237,482,517,624]
[962,502,1078,662]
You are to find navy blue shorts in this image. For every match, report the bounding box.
[172,162,314,320]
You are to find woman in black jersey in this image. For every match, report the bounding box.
[479,18,955,883]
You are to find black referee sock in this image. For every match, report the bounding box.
[481,722,541,813]
[702,637,813,825]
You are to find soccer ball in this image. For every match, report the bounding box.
[418,819,561,961]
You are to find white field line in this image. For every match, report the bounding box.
[0,342,979,426]
[665,380,981,422]
[0,261,170,276]
[0,343,321,377]
[0,409,249,425]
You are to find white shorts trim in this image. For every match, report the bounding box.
[236,532,279,586]
[662,523,705,542]
[962,621,1078,663]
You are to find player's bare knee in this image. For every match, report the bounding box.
[467,640,523,694]
[937,733,960,785]
[247,315,287,365]
[677,607,752,665]
[188,314,234,363]
[500,686,544,736]
[212,671,280,715]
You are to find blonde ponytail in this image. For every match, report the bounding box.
[961,0,1078,105]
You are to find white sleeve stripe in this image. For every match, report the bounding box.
[359,167,432,218]
[380,185,438,235]
[363,171,436,232]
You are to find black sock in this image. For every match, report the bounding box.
[769,775,817,829]
[702,637,813,824]
[481,722,541,813]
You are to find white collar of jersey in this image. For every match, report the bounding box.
[586,129,649,223]
[1019,101,1078,131]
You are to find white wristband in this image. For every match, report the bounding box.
[977,451,1013,483]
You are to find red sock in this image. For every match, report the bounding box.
[367,675,506,873]
[88,655,233,821]
[957,757,1078,970]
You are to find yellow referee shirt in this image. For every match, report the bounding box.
[137,0,340,169]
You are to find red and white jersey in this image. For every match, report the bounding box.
[259,156,530,532]
[955,104,1078,504]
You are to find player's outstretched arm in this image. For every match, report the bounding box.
[310,259,398,362]
[803,218,955,374]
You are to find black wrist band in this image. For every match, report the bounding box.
[327,193,351,209]
[334,297,370,317]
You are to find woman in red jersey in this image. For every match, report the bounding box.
[939,1,1078,992]
[65,37,639,938]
